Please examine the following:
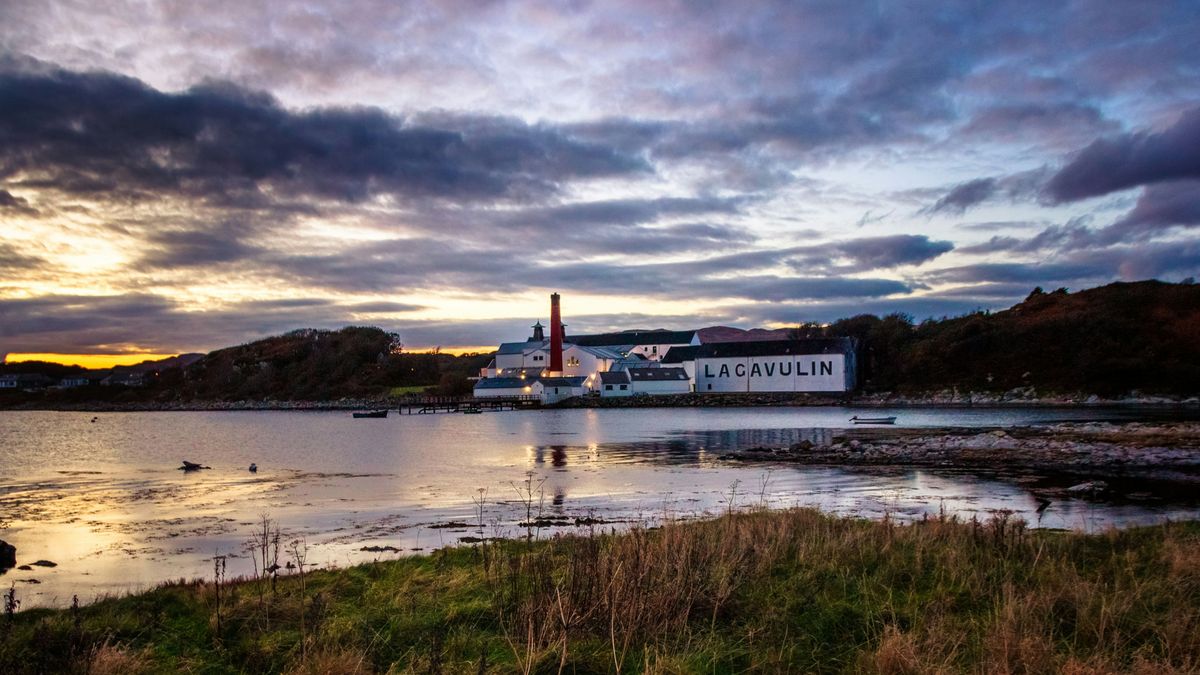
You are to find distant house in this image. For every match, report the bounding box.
[101,371,146,387]
[472,374,587,404]
[0,373,55,391]
[628,367,691,395]
[598,370,632,397]
[59,376,90,388]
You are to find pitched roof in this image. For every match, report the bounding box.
[629,367,690,381]
[694,338,855,359]
[474,377,534,390]
[598,371,630,385]
[661,346,700,363]
[570,330,697,347]
[538,376,587,387]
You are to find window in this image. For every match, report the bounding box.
[652,346,657,354]
[605,384,612,390]
[707,384,712,390]
[619,384,628,390]
[566,356,580,367]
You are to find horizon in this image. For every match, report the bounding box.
[3,2,1199,362]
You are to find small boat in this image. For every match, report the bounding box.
[849,415,897,425]
[462,407,483,414]
[352,409,389,418]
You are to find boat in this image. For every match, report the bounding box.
[849,415,897,425]
[462,407,483,414]
[352,409,389,418]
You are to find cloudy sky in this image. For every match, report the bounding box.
[2,1,1199,362]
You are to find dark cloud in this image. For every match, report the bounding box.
[926,178,998,214]
[0,66,648,206]
[1104,181,1200,240]
[829,234,953,269]
[0,187,35,214]
[1045,107,1200,203]
[0,243,45,272]
[141,221,267,268]
[958,219,1094,254]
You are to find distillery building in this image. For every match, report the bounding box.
[473,293,857,401]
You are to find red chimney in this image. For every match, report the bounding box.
[549,292,564,373]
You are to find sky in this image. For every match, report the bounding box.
[1,0,1199,364]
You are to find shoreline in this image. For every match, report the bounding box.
[718,421,1200,483]
[3,390,1200,412]
[3,508,1199,673]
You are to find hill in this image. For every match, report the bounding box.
[820,280,1200,395]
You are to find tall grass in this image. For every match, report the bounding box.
[1,508,1197,673]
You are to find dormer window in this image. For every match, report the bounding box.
[566,356,580,367]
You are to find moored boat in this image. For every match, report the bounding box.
[849,415,897,425]
[352,409,389,418]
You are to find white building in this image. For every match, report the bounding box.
[598,370,632,397]
[628,367,691,395]
[472,374,588,404]
[687,339,857,393]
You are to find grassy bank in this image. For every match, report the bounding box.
[3,510,1199,673]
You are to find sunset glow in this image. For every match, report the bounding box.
[1,1,1197,358]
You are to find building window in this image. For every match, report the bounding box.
[652,346,657,354]
[707,384,712,390]
[566,356,580,367]
[605,385,612,390]
[619,384,628,390]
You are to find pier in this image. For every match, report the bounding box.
[394,395,541,414]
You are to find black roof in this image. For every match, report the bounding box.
[598,371,630,384]
[694,338,854,359]
[661,346,700,363]
[628,367,689,381]
[570,330,696,347]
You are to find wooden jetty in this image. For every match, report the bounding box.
[394,395,541,415]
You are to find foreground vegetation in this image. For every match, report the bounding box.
[3,509,1199,673]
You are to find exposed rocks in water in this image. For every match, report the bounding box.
[458,536,486,543]
[360,545,401,553]
[17,565,32,571]
[0,540,14,569]
[30,559,57,568]
[179,461,212,471]
[718,422,1200,480]
[427,521,473,529]
[1067,481,1108,494]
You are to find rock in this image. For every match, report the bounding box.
[0,540,14,569]
[359,545,400,553]
[17,565,32,571]
[30,560,57,567]
[1066,480,1108,494]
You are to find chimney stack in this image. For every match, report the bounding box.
[549,292,564,373]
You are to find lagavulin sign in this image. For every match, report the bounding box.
[696,354,847,392]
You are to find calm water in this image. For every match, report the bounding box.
[2,406,1198,607]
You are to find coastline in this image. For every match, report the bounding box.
[3,389,1199,412]
[718,421,1200,483]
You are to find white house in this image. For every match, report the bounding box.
[598,370,632,397]
[628,367,691,395]
[472,374,588,404]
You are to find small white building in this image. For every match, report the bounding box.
[472,374,588,404]
[598,370,632,397]
[628,367,691,395]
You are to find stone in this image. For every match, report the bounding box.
[30,560,57,568]
[0,540,14,569]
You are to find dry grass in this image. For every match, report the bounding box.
[2,508,1199,673]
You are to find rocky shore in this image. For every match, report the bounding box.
[719,422,1200,481]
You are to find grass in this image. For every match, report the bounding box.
[390,385,433,396]
[2,509,1199,673]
